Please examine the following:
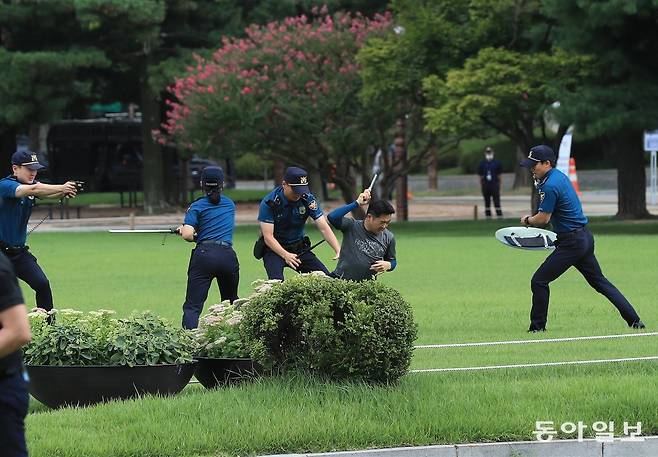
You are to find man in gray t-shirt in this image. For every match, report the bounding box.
[327,189,397,281]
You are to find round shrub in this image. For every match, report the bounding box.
[240,275,417,384]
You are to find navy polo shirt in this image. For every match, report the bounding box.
[0,176,35,246]
[258,187,323,245]
[537,168,588,233]
[184,195,236,244]
[478,159,503,186]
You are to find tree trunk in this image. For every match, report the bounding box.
[513,145,529,189]
[308,166,323,198]
[140,74,167,214]
[162,145,178,206]
[273,158,284,186]
[394,117,408,221]
[427,145,438,191]
[0,127,17,172]
[27,123,39,151]
[611,130,649,219]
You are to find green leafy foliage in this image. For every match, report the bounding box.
[241,275,417,384]
[195,302,250,358]
[23,309,194,367]
[423,47,595,149]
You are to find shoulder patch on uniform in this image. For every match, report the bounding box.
[308,200,318,211]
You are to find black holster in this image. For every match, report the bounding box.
[253,236,266,259]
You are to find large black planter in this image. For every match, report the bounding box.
[26,362,196,409]
[194,357,260,389]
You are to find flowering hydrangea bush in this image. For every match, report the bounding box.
[160,10,392,201]
[195,302,250,359]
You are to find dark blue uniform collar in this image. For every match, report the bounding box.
[2,174,35,185]
[538,168,555,186]
[275,186,300,206]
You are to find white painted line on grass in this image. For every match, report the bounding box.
[410,355,658,373]
[415,332,658,349]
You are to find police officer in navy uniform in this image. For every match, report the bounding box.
[257,166,340,280]
[477,146,503,218]
[520,145,645,332]
[177,166,239,329]
[0,253,32,457]
[0,151,77,311]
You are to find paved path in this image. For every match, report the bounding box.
[28,189,657,233]
[262,436,658,457]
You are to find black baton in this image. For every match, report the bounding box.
[297,239,325,257]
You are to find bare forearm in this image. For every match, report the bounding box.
[319,224,340,253]
[19,183,66,198]
[264,234,289,258]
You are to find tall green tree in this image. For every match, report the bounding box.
[543,0,658,218]
[0,1,108,166]
[357,0,551,217]
[423,47,594,211]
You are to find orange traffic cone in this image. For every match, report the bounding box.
[569,157,582,196]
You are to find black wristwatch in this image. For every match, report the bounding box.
[524,215,531,226]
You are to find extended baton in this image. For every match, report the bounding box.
[108,229,178,233]
[297,239,325,257]
[368,173,378,191]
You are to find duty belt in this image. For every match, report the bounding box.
[197,240,232,247]
[0,242,27,254]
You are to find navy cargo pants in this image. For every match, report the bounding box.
[263,248,329,281]
[529,227,641,331]
[182,242,239,329]
[3,247,53,311]
[0,371,29,457]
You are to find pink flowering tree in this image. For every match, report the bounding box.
[163,9,392,202]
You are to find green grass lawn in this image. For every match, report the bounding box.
[23,219,658,456]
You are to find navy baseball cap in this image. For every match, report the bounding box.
[284,166,310,195]
[200,166,224,186]
[520,145,555,168]
[12,150,45,170]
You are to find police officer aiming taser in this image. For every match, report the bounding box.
[256,166,340,280]
[520,145,645,332]
[177,166,239,329]
[0,151,78,311]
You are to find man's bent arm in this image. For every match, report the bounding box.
[15,182,76,199]
[0,304,31,358]
[327,201,358,229]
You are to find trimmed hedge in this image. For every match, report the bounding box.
[241,275,417,384]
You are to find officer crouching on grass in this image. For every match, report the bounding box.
[0,253,31,457]
[177,166,239,329]
[520,145,645,332]
[0,151,78,311]
[327,188,397,281]
[256,166,340,280]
